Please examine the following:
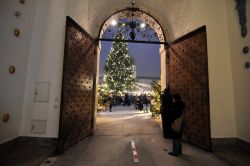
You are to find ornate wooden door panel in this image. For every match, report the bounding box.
[58,17,96,152]
[169,26,211,150]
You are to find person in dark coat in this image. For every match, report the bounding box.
[168,93,186,157]
[124,93,130,106]
[138,94,143,111]
[160,87,173,138]
[108,96,113,112]
[144,94,149,113]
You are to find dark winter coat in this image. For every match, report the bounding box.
[169,100,186,139]
[160,93,172,118]
[160,92,173,138]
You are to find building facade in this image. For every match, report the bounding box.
[0,0,250,145]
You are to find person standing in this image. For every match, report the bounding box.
[138,94,143,111]
[160,88,173,138]
[108,96,113,112]
[168,93,185,157]
[124,93,130,106]
[144,94,149,113]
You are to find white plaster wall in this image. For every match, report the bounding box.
[65,0,90,33]
[181,0,237,139]
[158,0,237,139]
[20,0,66,138]
[2,0,246,143]
[19,0,90,139]
[164,0,237,139]
[0,0,36,143]
[225,0,250,141]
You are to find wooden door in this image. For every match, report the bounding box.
[169,26,211,150]
[58,17,97,153]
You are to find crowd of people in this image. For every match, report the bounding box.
[102,93,151,113]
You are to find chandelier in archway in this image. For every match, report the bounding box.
[99,1,166,44]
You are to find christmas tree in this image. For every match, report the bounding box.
[150,80,161,116]
[101,33,135,95]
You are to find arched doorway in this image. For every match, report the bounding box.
[97,8,169,91]
[58,6,211,153]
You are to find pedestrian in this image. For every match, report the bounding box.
[124,93,130,106]
[160,87,173,138]
[134,95,139,109]
[108,96,113,112]
[168,93,186,157]
[144,94,149,113]
[138,94,143,111]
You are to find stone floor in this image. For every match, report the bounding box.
[213,144,250,166]
[49,106,229,166]
[1,105,249,166]
[0,144,55,166]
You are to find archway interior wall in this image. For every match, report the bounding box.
[88,0,171,41]
[64,0,90,33]
[1,0,244,143]
[159,45,167,91]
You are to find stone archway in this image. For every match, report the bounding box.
[96,8,169,91]
[58,6,211,153]
[96,9,211,151]
[99,9,166,43]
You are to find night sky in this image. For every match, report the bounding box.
[99,41,161,78]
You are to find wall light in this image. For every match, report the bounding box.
[140,23,146,28]
[111,20,117,26]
